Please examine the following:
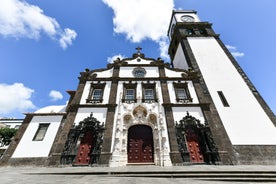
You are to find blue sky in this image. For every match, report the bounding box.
[0,0,275,118]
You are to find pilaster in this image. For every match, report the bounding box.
[159,66,183,164]
[98,66,119,165]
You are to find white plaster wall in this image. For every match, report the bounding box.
[167,81,199,104]
[172,107,205,124]
[119,67,159,78]
[74,108,107,126]
[164,68,183,77]
[12,116,62,158]
[188,37,276,145]
[173,43,189,70]
[126,57,153,65]
[92,68,113,78]
[80,81,111,104]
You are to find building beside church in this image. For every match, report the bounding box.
[1,10,276,167]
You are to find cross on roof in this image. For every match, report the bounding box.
[135,46,142,54]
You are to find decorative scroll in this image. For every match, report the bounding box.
[175,112,219,164]
[61,113,104,166]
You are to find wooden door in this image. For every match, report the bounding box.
[74,130,94,165]
[186,129,204,163]
[128,125,154,163]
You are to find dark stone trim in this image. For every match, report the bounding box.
[216,38,276,126]
[47,82,86,166]
[98,68,119,166]
[163,103,210,108]
[233,145,276,165]
[159,66,183,164]
[85,77,198,82]
[0,114,33,166]
[78,104,116,108]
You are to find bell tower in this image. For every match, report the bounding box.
[168,10,276,164]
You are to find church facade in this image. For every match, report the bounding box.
[1,10,276,167]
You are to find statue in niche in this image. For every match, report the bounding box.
[133,105,147,123]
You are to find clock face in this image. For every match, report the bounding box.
[132,67,146,78]
[180,15,195,22]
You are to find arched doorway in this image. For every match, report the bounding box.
[127,125,154,163]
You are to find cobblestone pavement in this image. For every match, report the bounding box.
[1,165,276,184]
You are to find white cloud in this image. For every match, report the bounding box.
[158,39,170,61]
[0,83,36,115]
[107,54,126,63]
[59,28,77,49]
[102,0,174,60]
[49,90,63,101]
[0,0,76,49]
[231,52,245,58]
[226,44,245,58]
[226,45,236,50]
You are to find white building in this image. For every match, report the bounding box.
[1,10,275,167]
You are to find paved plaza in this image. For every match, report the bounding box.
[1,165,276,184]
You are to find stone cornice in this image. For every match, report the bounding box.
[162,102,210,108]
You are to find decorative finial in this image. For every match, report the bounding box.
[135,46,142,54]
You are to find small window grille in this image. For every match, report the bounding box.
[175,88,188,100]
[126,89,135,100]
[92,89,102,100]
[144,89,154,100]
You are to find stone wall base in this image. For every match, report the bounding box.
[233,145,276,165]
[8,157,49,166]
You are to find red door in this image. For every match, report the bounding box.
[74,131,94,165]
[186,129,204,163]
[128,125,154,163]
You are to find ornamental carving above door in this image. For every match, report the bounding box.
[60,113,104,166]
[175,112,219,164]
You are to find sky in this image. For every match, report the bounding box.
[0,0,275,118]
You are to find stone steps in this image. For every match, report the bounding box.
[35,170,276,182]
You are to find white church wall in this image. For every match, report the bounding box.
[74,108,107,126]
[172,43,189,70]
[126,57,153,65]
[12,115,62,158]
[188,37,276,145]
[172,107,205,124]
[93,68,113,78]
[119,67,159,78]
[164,68,183,77]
